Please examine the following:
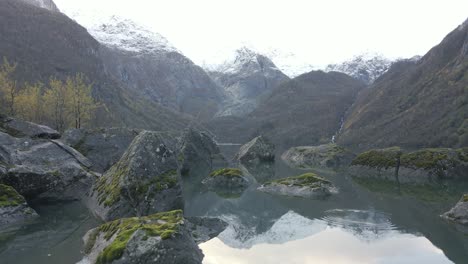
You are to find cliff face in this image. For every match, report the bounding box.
[338,18,468,151]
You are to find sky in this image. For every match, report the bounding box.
[54,0,468,68]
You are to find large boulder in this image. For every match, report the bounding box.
[185,216,228,244]
[81,210,204,264]
[0,116,60,139]
[348,147,402,181]
[350,147,468,184]
[441,194,468,225]
[399,148,468,182]
[202,168,249,190]
[258,172,336,198]
[88,131,183,221]
[0,131,92,201]
[282,143,355,169]
[62,128,141,173]
[178,128,227,177]
[235,136,275,164]
[0,184,38,230]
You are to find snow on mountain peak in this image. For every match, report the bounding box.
[62,11,178,55]
[209,47,281,74]
[325,53,393,84]
[21,0,60,12]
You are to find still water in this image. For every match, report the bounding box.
[0,145,467,263]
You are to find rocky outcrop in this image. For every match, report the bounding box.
[282,143,355,169]
[81,210,204,264]
[178,128,227,177]
[88,131,183,222]
[258,172,336,198]
[349,147,402,181]
[0,131,92,201]
[235,136,275,164]
[202,168,249,190]
[185,216,228,244]
[350,147,468,184]
[0,116,60,139]
[442,194,468,225]
[0,184,38,230]
[62,128,140,173]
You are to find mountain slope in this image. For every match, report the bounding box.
[0,0,191,130]
[338,18,468,150]
[207,71,365,148]
[208,47,290,117]
[20,0,59,12]
[325,54,393,85]
[64,14,223,120]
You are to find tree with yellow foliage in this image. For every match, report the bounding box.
[0,58,18,115]
[66,73,96,129]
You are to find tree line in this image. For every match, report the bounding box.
[0,58,97,132]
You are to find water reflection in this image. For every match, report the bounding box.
[201,211,452,264]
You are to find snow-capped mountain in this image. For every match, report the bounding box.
[325,53,393,85]
[208,47,290,117]
[20,0,59,12]
[264,49,318,78]
[58,10,223,120]
[63,13,177,55]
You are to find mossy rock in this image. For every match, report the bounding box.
[83,210,204,264]
[266,172,331,188]
[282,143,355,169]
[209,168,243,178]
[351,147,402,169]
[0,184,25,207]
[463,194,468,202]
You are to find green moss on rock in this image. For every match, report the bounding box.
[92,210,184,264]
[400,148,451,169]
[0,184,25,207]
[463,194,468,202]
[209,168,243,178]
[267,172,330,187]
[351,147,402,169]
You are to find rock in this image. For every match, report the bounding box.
[348,147,402,182]
[0,184,38,230]
[441,194,468,225]
[282,143,355,169]
[88,131,183,221]
[350,147,468,184]
[258,172,336,198]
[178,128,227,177]
[399,148,468,182]
[185,216,228,244]
[235,136,275,164]
[202,168,249,190]
[81,210,204,264]
[240,162,275,183]
[0,116,60,139]
[62,128,141,173]
[0,131,92,201]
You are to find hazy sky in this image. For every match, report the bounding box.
[54,0,468,67]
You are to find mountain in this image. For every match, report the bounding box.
[206,71,365,148]
[20,0,59,12]
[0,0,191,130]
[208,47,290,117]
[325,53,394,85]
[63,13,223,120]
[338,18,468,151]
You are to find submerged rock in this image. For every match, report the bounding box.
[235,136,275,164]
[88,131,183,221]
[282,143,355,169]
[178,128,227,177]
[0,184,38,230]
[202,168,249,190]
[441,194,468,225]
[258,172,335,198]
[81,210,203,264]
[0,131,92,201]
[0,115,60,139]
[62,128,141,173]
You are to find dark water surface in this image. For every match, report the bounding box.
[1,145,467,264]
